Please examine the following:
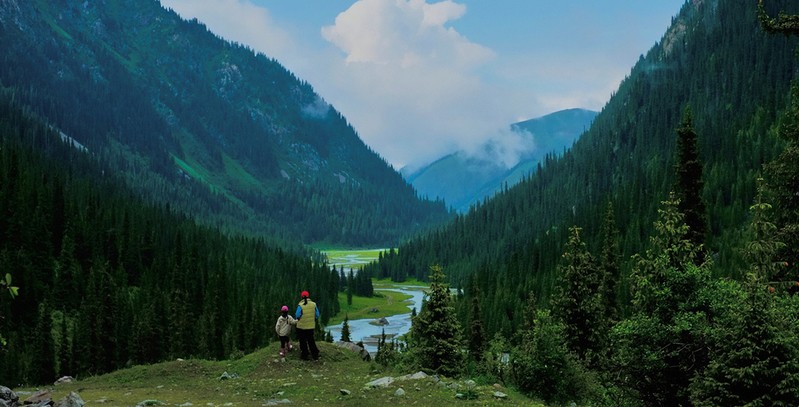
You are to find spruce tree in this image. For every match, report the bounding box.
[551,226,603,364]
[340,314,351,342]
[765,83,799,281]
[690,182,799,405]
[31,300,56,384]
[346,270,354,306]
[598,201,620,323]
[674,108,708,253]
[613,193,711,406]
[412,265,463,377]
[467,285,486,362]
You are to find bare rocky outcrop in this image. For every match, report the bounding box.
[0,386,19,407]
[0,386,84,407]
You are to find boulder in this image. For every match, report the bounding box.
[54,376,75,385]
[339,389,351,396]
[218,371,239,380]
[394,388,405,397]
[364,376,393,389]
[53,392,85,407]
[23,389,51,405]
[376,317,389,325]
[0,386,18,406]
[493,391,508,399]
[395,371,428,381]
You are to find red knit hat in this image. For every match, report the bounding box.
[281,305,289,312]
[301,290,310,298]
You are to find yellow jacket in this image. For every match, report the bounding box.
[295,299,319,330]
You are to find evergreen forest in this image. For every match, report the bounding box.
[365,0,799,404]
[0,94,341,384]
[3,0,799,405]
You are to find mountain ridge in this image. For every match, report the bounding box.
[405,108,597,212]
[0,0,451,245]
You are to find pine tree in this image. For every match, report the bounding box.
[412,265,463,377]
[598,201,620,323]
[31,300,56,384]
[551,226,603,364]
[690,182,799,405]
[674,108,708,253]
[340,314,351,342]
[57,312,72,377]
[613,193,711,406]
[766,83,799,281]
[375,328,397,367]
[346,270,354,306]
[467,285,486,362]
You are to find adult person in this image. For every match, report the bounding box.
[294,290,320,360]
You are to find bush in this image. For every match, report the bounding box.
[510,310,600,404]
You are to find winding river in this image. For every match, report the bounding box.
[326,285,426,354]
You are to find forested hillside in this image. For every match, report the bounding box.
[365,1,799,404]
[0,94,340,384]
[370,0,797,335]
[0,0,451,246]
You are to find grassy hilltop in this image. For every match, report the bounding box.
[14,342,535,406]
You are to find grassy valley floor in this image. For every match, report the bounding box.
[13,342,538,406]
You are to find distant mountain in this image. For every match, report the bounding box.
[0,0,451,246]
[404,108,597,212]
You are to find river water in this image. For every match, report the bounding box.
[326,285,426,354]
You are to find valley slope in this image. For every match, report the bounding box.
[369,0,799,322]
[0,0,451,246]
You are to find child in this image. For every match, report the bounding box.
[275,305,296,357]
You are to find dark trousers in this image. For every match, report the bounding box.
[296,328,319,360]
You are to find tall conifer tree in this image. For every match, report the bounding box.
[552,226,603,364]
[340,314,351,342]
[599,201,620,323]
[467,284,486,362]
[614,193,710,406]
[674,108,708,252]
[412,265,463,377]
[691,182,799,405]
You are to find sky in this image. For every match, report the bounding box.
[160,0,686,171]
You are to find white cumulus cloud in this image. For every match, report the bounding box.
[317,0,537,169]
[159,0,544,169]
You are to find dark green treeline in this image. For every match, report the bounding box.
[0,94,339,385]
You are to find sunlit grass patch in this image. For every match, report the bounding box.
[322,248,390,267]
[328,290,414,325]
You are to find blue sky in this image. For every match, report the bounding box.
[161,0,685,170]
